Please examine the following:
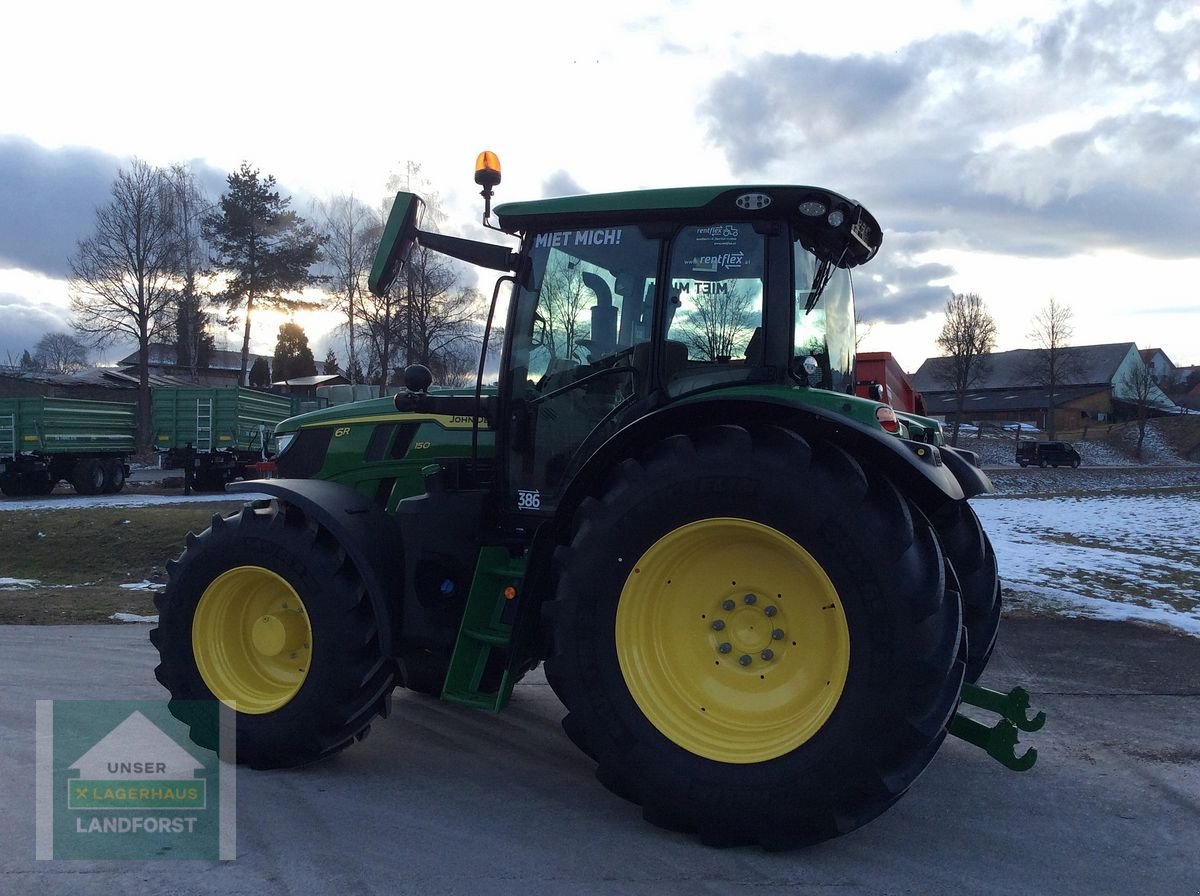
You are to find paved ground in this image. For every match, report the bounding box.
[1,617,1197,895]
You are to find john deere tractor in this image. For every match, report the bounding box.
[152,153,1041,848]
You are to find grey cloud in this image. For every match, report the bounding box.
[854,256,955,325]
[0,293,73,364]
[0,139,234,280]
[699,0,1200,307]
[0,138,120,278]
[542,170,587,198]
[704,51,916,170]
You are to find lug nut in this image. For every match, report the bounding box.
[743,593,757,605]
[738,654,752,666]
[718,642,732,654]
[711,620,725,631]
[764,605,778,617]
[761,649,774,661]
[771,628,785,640]
[722,599,735,611]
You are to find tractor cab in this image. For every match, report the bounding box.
[370,153,890,519]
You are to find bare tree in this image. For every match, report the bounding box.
[935,292,997,446]
[32,332,89,374]
[674,281,759,361]
[314,195,381,385]
[854,311,874,350]
[1026,298,1079,440]
[165,165,216,381]
[1120,360,1157,459]
[537,256,593,362]
[70,159,180,448]
[358,270,406,393]
[358,177,482,394]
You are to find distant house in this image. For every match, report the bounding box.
[912,342,1181,431]
[116,344,271,387]
[1139,348,1177,387]
[0,364,194,401]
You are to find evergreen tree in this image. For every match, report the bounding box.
[249,356,271,388]
[273,321,317,382]
[323,348,339,375]
[204,163,324,385]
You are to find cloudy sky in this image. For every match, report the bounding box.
[2,0,1197,372]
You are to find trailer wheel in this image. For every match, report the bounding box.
[546,425,963,848]
[101,459,126,494]
[150,500,396,768]
[71,458,106,495]
[930,502,1002,682]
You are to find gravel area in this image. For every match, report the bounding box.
[983,465,1200,497]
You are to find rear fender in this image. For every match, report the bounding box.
[553,395,993,528]
[227,479,405,655]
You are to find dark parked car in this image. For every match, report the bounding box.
[1016,440,1082,468]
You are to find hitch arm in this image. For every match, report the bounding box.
[949,683,1046,772]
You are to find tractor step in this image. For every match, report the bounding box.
[949,682,1046,771]
[441,545,527,711]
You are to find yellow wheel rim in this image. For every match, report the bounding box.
[615,518,850,764]
[192,566,312,714]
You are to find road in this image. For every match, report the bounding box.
[1,617,1197,895]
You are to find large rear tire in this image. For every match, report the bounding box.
[150,500,396,768]
[930,501,1002,682]
[545,425,964,848]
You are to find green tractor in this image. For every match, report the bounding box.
[152,154,1039,848]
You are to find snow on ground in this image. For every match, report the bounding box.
[0,490,271,512]
[4,470,1198,639]
[973,490,1200,637]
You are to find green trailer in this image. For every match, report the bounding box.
[0,396,136,496]
[151,387,296,491]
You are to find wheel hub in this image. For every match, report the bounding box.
[251,610,308,658]
[711,595,784,667]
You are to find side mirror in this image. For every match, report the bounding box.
[369,192,425,297]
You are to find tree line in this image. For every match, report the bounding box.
[42,158,487,448]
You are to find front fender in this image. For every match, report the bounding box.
[227,478,404,655]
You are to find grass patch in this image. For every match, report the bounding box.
[0,501,247,624]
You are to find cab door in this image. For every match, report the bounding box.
[500,225,661,517]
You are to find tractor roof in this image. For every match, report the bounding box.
[494,185,882,267]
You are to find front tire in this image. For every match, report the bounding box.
[545,425,964,847]
[151,501,396,767]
